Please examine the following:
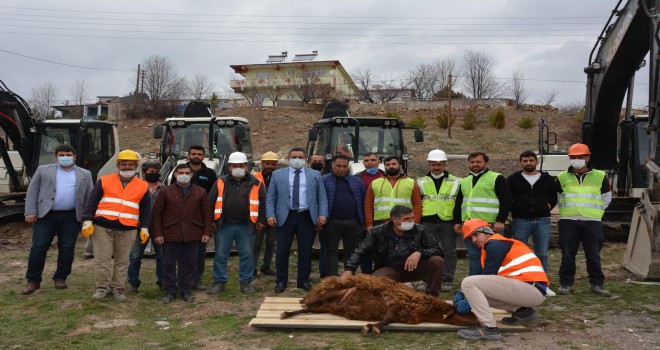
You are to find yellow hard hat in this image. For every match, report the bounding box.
[261,151,279,161]
[117,149,139,162]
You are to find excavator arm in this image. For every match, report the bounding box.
[0,81,36,192]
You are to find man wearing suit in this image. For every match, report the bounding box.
[267,147,328,293]
[22,145,94,294]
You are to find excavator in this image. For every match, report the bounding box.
[0,80,119,221]
[582,0,660,280]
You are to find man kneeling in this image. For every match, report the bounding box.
[455,218,549,341]
[341,205,444,296]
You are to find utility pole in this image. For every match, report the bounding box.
[141,71,145,93]
[133,64,140,119]
[447,74,453,138]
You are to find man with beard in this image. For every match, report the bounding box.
[453,152,511,276]
[507,150,557,296]
[308,154,325,173]
[364,156,422,231]
[186,145,218,290]
[321,155,366,276]
[253,151,279,276]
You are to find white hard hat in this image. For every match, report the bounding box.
[228,152,248,164]
[427,149,448,162]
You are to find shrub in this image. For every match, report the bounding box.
[408,114,426,129]
[462,108,476,130]
[488,109,506,129]
[98,113,109,121]
[435,107,449,129]
[518,116,534,129]
[385,111,401,119]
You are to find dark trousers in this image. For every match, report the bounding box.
[323,219,363,276]
[558,219,605,287]
[194,241,206,285]
[25,210,80,283]
[275,211,315,286]
[127,232,163,287]
[421,221,457,283]
[254,225,277,271]
[360,220,386,274]
[373,256,445,296]
[162,241,199,295]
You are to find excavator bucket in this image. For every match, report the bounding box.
[624,204,660,280]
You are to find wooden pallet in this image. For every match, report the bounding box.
[249,297,529,332]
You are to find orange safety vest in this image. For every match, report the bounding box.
[95,173,148,227]
[213,178,260,223]
[254,171,265,187]
[480,234,549,284]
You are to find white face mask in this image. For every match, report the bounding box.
[176,174,191,185]
[570,159,587,169]
[231,168,246,178]
[430,172,444,179]
[290,158,305,169]
[398,222,415,231]
[118,170,135,178]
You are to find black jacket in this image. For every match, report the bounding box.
[507,171,557,219]
[344,222,442,272]
[188,162,218,194]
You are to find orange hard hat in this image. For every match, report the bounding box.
[461,218,492,239]
[567,143,591,156]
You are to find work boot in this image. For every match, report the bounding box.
[161,294,175,304]
[557,285,572,295]
[501,307,540,326]
[181,292,195,303]
[456,325,502,341]
[590,285,613,297]
[21,282,41,295]
[207,282,225,294]
[113,289,127,302]
[441,282,454,292]
[240,281,255,294]
[414,281,427,292]
[127,283,139,293]
[92,288,110,300]
[54,280,68,290]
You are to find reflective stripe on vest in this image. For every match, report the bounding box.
[372,177,414,221]
[557,170,605,219]
[460,171,501,222]
[480,234,549,284]
[214,179,261,223]
[418,174,460,221]
[95,173,148,227]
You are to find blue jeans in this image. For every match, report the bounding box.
[213,223,255,283]
[25,210,80,283]
[511,217,551,272]
[127,232,163,287]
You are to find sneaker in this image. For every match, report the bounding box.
[557,285,572,295]
[92,288,109,300]
[161,294,175,304]
[414,282,427,292]
[441,282,454,292]
[590,285,613,297]
[181,292,195,303]
[501,307,539,326]
[545,287,556,297]
[194,283,207,291]
[456,325,502,341]
[113,289,127,302]
[127,283,139,293]
[207,282,226,294]
[403,282,414,289]
[240,281,255,294]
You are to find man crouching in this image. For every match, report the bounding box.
[455,218,548,341]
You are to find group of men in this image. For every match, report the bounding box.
[21,142,613,340]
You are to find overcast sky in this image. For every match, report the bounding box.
[0,0,650,109]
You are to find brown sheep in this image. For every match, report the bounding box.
[280,274,478,333]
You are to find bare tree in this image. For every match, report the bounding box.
[406,63,439,100]
[142,55,179,108]
[29,81,58,120]
[351,68,375,102]
[188,74,214,100]
[291,70,332,104]
[510,69,529,109]
[263,71,288,106]
[69,79,89,118]
[462,49,506,99]
[539,89,558,107]
[372,74,411,103]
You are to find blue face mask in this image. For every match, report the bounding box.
[58,156,74,167]
[365,167,379,175]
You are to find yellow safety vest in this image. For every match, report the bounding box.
[372,177,414,221]
[418,174,460,221]
[558,170,605,219]
[460,171,500,222]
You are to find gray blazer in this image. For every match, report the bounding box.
[24,164,94,222]
[266,167,328,227]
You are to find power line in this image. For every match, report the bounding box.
[0,48,133,72]
[0,23,599,38]
[0,5,608,20]
[0,17,602,32]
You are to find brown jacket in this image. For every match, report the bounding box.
[151,183,213,242]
